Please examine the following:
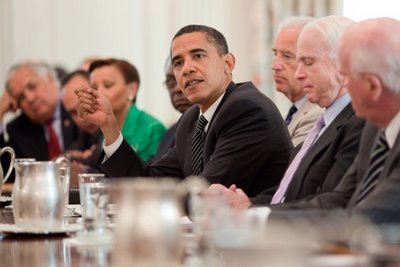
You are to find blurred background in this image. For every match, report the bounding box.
[1,0,398,128]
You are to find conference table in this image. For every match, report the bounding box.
[0,185,399,267]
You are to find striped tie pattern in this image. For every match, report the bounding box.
[356,130,390,204]
[191,115,208,175]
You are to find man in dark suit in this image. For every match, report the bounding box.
[250,17,400,225]
[0,61,80,165]
[76,25,293,197]
[208,16,364,208]
[295,17,400,224]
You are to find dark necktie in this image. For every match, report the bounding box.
[356,130,390,204]
[285,104,298,126]
[191,115,208,176]
[46,121,62,160]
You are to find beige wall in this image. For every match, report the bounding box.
[0,0,347,126]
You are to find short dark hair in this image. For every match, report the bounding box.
[172,25,229,56]
[61,70,89,88]
[89,58,140,87]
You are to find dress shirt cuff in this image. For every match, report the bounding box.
[103,132,123,160]
[246,207,271,226]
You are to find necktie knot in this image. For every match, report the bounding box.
[196,115,208,131]
[314,115,325,130]
[285,104,298,126]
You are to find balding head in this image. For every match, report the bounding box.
[338,17,400,127]
[340,17,400,95]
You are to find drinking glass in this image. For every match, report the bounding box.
[78,173,111,242]
[55,156,70,210]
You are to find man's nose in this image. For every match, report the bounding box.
[182,60,196,75]
[272,57,282,71]
[23,88,36,102]
[294,65,305,80]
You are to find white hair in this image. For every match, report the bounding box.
[276,16,315,33]
[6,60,59,91]
[303,15,355,60]
[348,20,400,94]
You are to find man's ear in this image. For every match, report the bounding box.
[366,74,383,101]
[224,53,236,74]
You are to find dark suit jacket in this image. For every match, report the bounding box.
[349,123,400,223]
[0,104,80,182]
[2,104,79,160]
[251,104,365,204]
[271,122,400,223]
[99,82,293,197]
[148,123,177,164]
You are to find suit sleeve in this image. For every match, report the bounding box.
[98,138,184,178]
[200,97,291,194]
[352,155,400,224]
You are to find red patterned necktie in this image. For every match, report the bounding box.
[46,121,62,159]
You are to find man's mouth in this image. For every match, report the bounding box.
[184,79,203,89]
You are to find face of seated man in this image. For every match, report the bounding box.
[164,64,192,114]
[7,65,59,124]
[295,27,345,108]
[272,26,305,102]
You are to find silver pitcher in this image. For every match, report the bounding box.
[112,177,207,267]
[0,146,16,196]
[12,157,69,232]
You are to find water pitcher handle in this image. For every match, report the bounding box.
[55,155,71,177]
[0,146,16,183]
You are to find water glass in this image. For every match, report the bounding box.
[55,157,70,208]
[78,173,111,242]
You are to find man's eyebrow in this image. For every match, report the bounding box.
[171,48,207,63]
[282,49,295,55]
[171,55,181,64]
[190,48,206,54]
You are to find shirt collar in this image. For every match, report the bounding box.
[293,95,307,109]
[199,92,225,132]
[323,93,351,129]
[385,111,400,148]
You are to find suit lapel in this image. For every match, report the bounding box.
[348,125,398,208]
[380,130,400,181]
[16,115,48,160]
[60,104,77,150]
[304,104,354,162]
[207,82,237,128]
[285,104,354,199]
[288,100,315,134]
